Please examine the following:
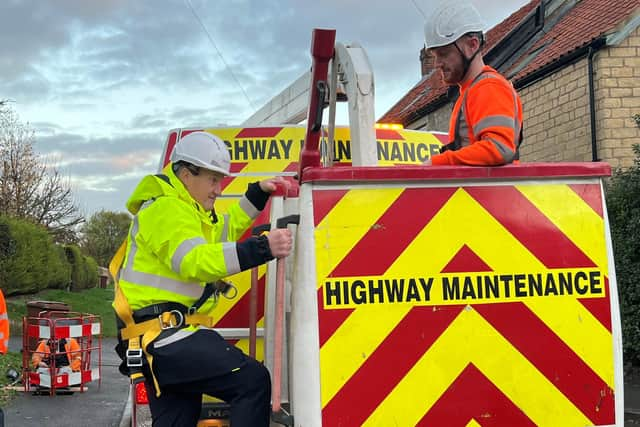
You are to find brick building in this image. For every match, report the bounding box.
[380,0,640,168]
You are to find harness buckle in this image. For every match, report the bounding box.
[215,280,238,299]
[159,310,184,330]
[126,349,143,367]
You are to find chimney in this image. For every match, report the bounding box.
[420,47,435,77]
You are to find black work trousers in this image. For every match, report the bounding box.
[144,355,271,427]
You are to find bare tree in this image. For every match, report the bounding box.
[0,105,83,242]
[0,106,39,217]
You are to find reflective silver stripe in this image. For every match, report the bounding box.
[0,332,4,339]
[171,237,206,274]
[474,72,521,157]
[486,136,516,163]
[123,198,207,297]
[239,195,260,219]
[458,73,500,148]
[120,268,204,298]
[140,199,155,210]
[126,199,156,271]
[460,71,521,158]
[153,328,197,348]
[458,105,471,147]
[475,73,497,83]
[473,115,516,135]
[220,214,230,242]
[222,242,241,275]
[0,313,7,320]
[152,325,215,348]
[125,215,140,270]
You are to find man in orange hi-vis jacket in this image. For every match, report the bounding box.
[32,337,82,375]
[0,289,8,354]
[423,1,523,166]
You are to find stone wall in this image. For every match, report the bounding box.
[519,59,593,162]
[594,25,640,169]
[408,100,454,135]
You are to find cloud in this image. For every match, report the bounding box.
[1,0,532,216]
[34,131,163,190]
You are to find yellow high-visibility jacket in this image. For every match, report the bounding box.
[115,164,270,317]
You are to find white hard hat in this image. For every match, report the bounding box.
[170,131,231,176]
[424,2,485,50]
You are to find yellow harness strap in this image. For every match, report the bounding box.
[109,241,152,388]
[120,313,215,341]
[109,240,215,397]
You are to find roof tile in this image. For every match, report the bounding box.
[380,0,640,125]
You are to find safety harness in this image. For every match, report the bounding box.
[110,173,240,396]
[110,233,224,397]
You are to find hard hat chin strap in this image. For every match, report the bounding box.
[453,40,481,82]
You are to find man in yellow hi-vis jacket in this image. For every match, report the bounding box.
[112,131,292,427]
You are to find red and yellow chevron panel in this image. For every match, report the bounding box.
[162,127,446,185]
[159,126,445,358]
[313,183,615,426]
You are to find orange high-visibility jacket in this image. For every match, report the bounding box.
[431,65,523,166]
[0,290,8,354]
[32,338,82,371]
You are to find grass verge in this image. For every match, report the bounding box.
[6,286,116,338]
[2,287,115,407]
[0,351,22,406]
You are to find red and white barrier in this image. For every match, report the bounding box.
[29,368,100,388]
[23,313,102,395]
[26,322,101,340]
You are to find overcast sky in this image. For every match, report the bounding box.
[0,0,530,218]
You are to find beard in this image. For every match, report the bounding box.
[440,66,465,85]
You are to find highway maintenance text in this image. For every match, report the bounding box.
[223,139,441,163]
[322,269,605,308]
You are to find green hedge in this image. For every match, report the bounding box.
[46,240,71,289]
[65,244,85,290]
[606,144,640,365]
[0,216,100,295]
[64,245,97,290]
[0,216,70,295]
[84,255,99,289]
